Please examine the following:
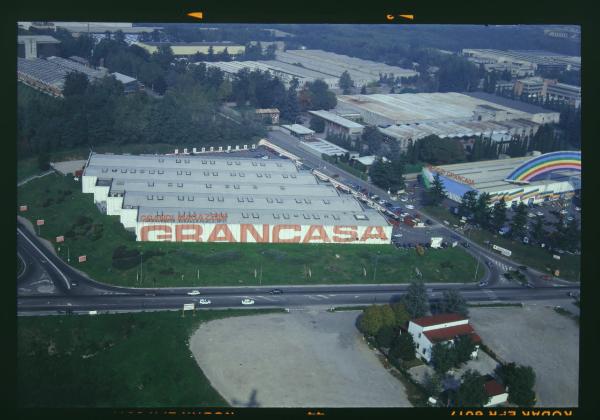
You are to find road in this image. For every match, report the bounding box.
[17,219,578,316]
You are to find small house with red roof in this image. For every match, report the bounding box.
[407,313,482,362]
[483,377,509,407]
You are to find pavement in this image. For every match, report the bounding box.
[468,303,579,407]
[189,309,411,407]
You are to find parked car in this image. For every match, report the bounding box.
[269,289,283,295]
[187,290,201,296]
[560,209,568,215]
[241,298,255,305]
[461,242,470,248]
[425,219,432,225]
[406,204,415,209]
[527,213,536,218]
[536,211,544,216]
[198,299,211,305]
[518,265,528,271]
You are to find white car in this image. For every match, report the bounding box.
[566,216,574,221]
[393,234,403,238]
[536,211,544,216]
[241,298,255,305]
[198,299,211,305]
[406,204,415,210]
[527,213,535,218]
[400,197,408,202]
[187,290,201,296]
[262,155,269,160]
[575,206,581,212]
[560,209,568,215]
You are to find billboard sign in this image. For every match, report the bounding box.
[137,223,390,244]
[78,255,87,263]
[19,205,28,212]
[36,219,45,226]
[56,235,65,243]
[183,303,195,311]
[430,237,443,249]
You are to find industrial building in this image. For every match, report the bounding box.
[269,49,418,88]
[546,82,581,107]
[281,124,315,140]
[18,21,163,35]
[17,55,143,97]
[300,138,358,159]
[135,42,245,57]
[462,49,581,72]
[335,92,559,151]
[421,151,581,206]
[17,35,60,59]
[81,153,391,244]
[308,110,365,139]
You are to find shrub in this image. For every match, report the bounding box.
[111,246,141,270]
[376,325,397,348]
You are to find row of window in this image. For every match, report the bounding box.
[240,213,342,220]
[101,168,295,179]
[141,194,332,205]
[150,158,285,168]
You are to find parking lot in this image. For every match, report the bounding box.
[468,303,579,406]
[189,309,411,407]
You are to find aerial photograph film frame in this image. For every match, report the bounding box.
[8,0,595,419]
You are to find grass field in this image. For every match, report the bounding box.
[421,205,581,282]
[17,173,483,287]
[17,309,281,407]
[17,157,43,183]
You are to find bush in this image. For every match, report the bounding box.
[159,267,175,275]
[389,332,416,361]
[376,325,397,348]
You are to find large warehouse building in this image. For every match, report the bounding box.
[81,153,391,244]
[335,92,560,150]
[421,151,581,206]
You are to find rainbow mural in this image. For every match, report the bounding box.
[506,151,581,184]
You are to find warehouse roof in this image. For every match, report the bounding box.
[17,57,68,88]
[122,190,362,213]
[282,124,315,135]
[464,92,559,114]
[308,110,364,129]
[136,206,385,227]
[46,56,106,79]
[111,72,137,84]
[109,179,340,197]
[301,138,350,157]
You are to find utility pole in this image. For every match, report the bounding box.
[140,252,143,284]
[67,246,70,263]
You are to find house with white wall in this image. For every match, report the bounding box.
[406,313,481,362]
[484,378,509,407]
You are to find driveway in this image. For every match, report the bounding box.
[469,303,579,406]
[189,309,411,407]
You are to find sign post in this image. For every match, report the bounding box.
[36,219,44,235]
[182,303,195,317]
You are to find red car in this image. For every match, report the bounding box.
[541,275,551,281]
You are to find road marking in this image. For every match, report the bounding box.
[306,295,322,300]
[17,252,27,279]
[18,229,70,290]
[316,294,329,299]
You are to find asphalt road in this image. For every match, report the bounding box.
[17,220,578,316]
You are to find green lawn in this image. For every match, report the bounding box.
[421,205,581,282]
[17,174,483,287]
[17,309,280,407]
[17,157,43,183]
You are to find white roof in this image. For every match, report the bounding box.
[355,156,377,166]
[282,124,315,135]
[308,110,364,129]
[111,72,137,84]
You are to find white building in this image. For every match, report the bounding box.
[81,152,391,244]
[406,313,481,362]
[484,378,509,407]
[308,110,365,139]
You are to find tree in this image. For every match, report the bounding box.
[496,363,536,406]
[389,332,416,361]
[357,304,394,336]
[491,198,508,231]
[375,325,397,348]
[458,190,478,218]
[63,72,89,97]
[301,79,337,110]
[37,151,50,171]
[510,203,528,240]
[431,342,456,374]
[427,173,447,206]
[438,290,468,316]
[414,135,466,165]
[423,371,443,397]
[530,215,546,244]
[474,193,492,228]
[309,117,325,133]
[454,370,489,407]
[360,85,367,94]
[152,44,174,69]
[453,335,476,365]
[402,281,429,318]
[390,302,410,327]
[339,70,354,94]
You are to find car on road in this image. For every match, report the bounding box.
[425,219,432,225]
[540,275,551,281]
[566,216,574,221]
[528,213,536,218]
[269,289,283,295]
[536,211,544,216]
[262,155,269,160]
[560,209,568,215]
[518,265,528,271]
[526,283,535,288]
[478,281,487,287]
[575,206,581,212]
[187,290,201,296]
[241,298,255,305]
[393,233,403,238]
[406,204,415,209]
[461,242,470,248]
[485,261,492,268]
[400,197,408,202]
[198,299,211,305]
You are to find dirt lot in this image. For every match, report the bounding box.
[469,302,579,407]
[189,309,411,407]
